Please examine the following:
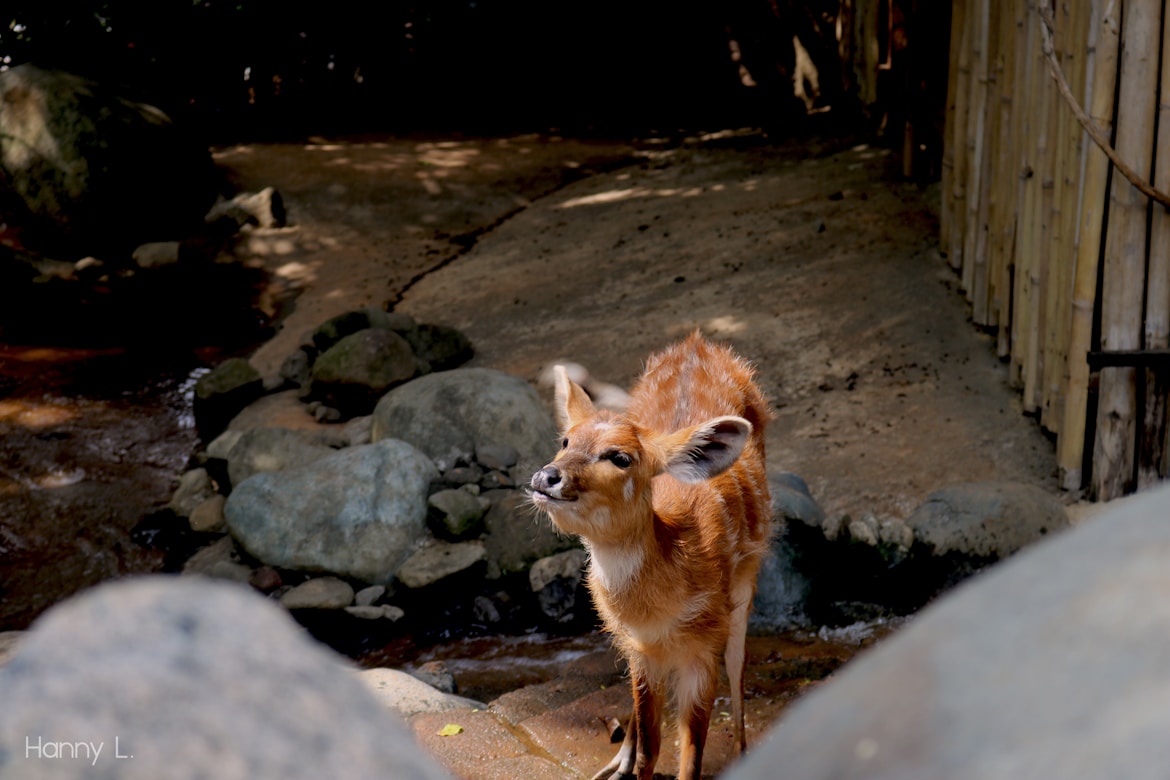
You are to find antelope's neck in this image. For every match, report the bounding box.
[585,509,674,598]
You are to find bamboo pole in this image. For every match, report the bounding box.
[1027,0,1063,421]
[940,0,964,255]
[1041,0,1091,434]
[1093,0,1159,500]
[998,0,1034,358]
[1059,0,1120,490]
[949,0,974,272]
[839,0,858,107]
[986,0,1023,333]
[1013,3,1048,404]
[1140,0,1170,487]
[972,0,1009,326]
[855,0,881,107]
[964,0,993,308]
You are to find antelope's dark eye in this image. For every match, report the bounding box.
[561,437,569,450]
[604,451,632,469]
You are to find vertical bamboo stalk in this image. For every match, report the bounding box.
[1041,0,1091,434]
[940,0,964,254]
[1140,0,1170,487]
[1059,0,1120,490]
[1028,0,1063,420]
[854,0,881,107]
[964,0,993,306]
[998,0,1034,358]
[1093,0,1159,500]
[839,0,858,106]
[973,0,1008,326]
[987,0,1023,333]
[1013,3,1048,403]
[949,0,974,272]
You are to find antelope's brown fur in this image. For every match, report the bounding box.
[530,332,772,780]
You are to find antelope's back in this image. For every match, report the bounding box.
[628,332,770,439]
[629,332,772,548]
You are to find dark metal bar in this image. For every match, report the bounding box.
[1087,349,1170,370]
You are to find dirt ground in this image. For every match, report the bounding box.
[221,131,1059,524]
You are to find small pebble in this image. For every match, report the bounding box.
[280,577,355,610]
[411,661,458,694]
[249,566,283,593]
[480,470,515,489]
[314,405,342,423]
[444,466,483,486]
[475,443,519,471]
[354,585,386,607]
[188,494,227,533]
[473,595,501,624]
[208,560,253,585]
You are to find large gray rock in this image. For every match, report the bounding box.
[166,467,218,518]
[371,368,557,473]
[396,540,487,589]
[769,471,826,529]
[482,489,578,577]
[427,488,490,539]
[749,472,815,631]
[205,187,287,230]
[907,481,1069,559]
[529,549,588,623]
[193,357,264,436]
[0,64,216,257]
[311,307,417,353]
[726,483,1170,780]
[224,439,437,583]
[306,328,420,415]
[750,534,810,632]
[225,427,337,488]
[403,323,474,372]
[0,577,451,780]
[357,668,484,718]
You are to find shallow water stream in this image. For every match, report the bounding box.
[0,344,204,628]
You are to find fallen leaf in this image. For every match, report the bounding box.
[437,724,464,737]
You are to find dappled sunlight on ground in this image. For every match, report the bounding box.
[211,134,640,377]
[0,399,77,428]
[397,138,1058,525]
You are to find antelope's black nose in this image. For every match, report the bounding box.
[531,465,562,492]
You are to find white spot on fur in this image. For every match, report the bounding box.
[588,542,643,594]
[675,662,709,714]
[623,477,635,502]
[626,617,675,648]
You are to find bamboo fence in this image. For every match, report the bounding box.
[942,0,1170,500]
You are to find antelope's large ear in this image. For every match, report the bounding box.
[554,364,596,431]
[659,416,751,483]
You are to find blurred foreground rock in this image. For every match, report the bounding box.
[0,577,451,780]
[726,482,1170,780]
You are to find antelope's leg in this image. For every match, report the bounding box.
[676,658,719,780]
[725,580,754,754]
[591,663,660,780]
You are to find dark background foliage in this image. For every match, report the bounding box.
[1,1,842,141]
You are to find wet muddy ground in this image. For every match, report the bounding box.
[0,346,194,628]
[0,259,273,629]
